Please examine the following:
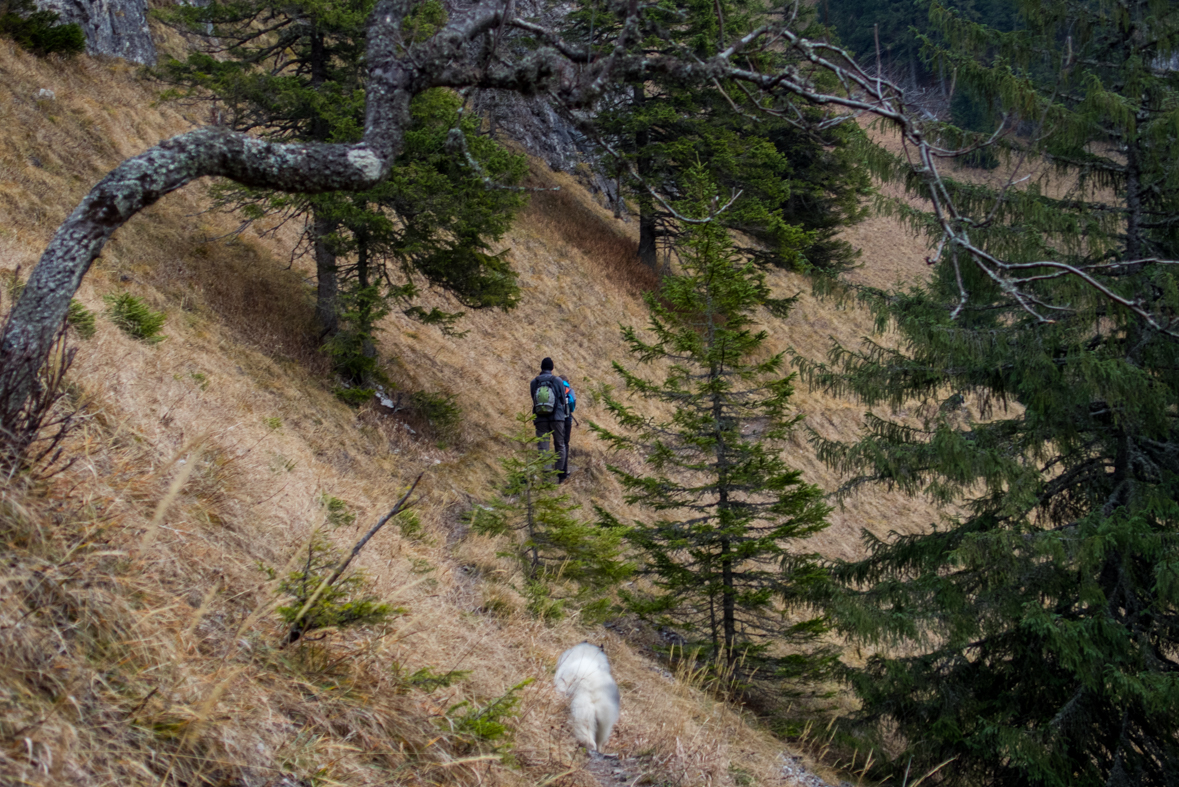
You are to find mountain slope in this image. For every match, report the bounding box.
[0,39,939,787]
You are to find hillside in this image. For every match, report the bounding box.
[0,40,942,787]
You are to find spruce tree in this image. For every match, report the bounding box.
[565,0,870,273]
[803,1,1179,784]
[159,0,370,337]
[593,167,833,681]
[311,87,526,389]
[824,0,1018,88]
[468,415,632,622]
[159,0,525,369]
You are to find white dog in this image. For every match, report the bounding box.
[554,642,620,753]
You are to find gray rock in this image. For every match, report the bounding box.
[446,0,624,212]
[470,88,624,213]
[35,0,156,64]
[778,753,839,787]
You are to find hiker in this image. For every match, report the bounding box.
[530,357,568,482]
[560,375,576,461]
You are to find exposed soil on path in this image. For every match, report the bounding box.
[583,752,645,786]
[577,750,846,787]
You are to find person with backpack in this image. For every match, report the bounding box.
[530,357,568,482]
[560,375,576,462]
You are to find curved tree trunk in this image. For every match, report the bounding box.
[0,0,625,432]
[0,0,422,429]
[0,125,408,428]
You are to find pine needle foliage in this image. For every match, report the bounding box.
[265,531,398,642]
[103,292,166,344]
[66,300,95,340]
[156,0,526,381]
[0,0,84,57]
[802,2,1179,784]
[445,678,532,754]
[564,0,870,273]
[468,414,632,622]
[592,166,833,683]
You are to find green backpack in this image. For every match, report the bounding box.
[533,379,560,417]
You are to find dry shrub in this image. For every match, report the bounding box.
[0,276,89,478]
[0,326,80,477]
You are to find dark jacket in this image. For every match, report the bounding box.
[530,371,567,420]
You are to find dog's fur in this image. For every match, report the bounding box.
[554,642,620,753]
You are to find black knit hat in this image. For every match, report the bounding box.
[541,357,554,371]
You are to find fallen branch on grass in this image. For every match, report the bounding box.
[282,472,424,646]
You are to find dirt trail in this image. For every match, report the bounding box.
[579,751,844,787]
[583,753,645,786]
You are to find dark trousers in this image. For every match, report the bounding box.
[534,418,568,480]
[564,416,573,455]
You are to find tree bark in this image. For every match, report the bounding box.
[0,120,416,426]
[1125,137,1142,263]
[638,198,658,270]
[711,360,736,663]
[633,84,659,271]
[309,26,341,339]
[313,210,341,338]
[355,227,377,362]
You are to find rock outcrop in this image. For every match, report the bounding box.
[470,88,624,214]
[449,0,623,211]
[35,0,155,64]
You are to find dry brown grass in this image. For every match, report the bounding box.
[0,35,967,787]
[0,462,572,787]
[520,163,658,297]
